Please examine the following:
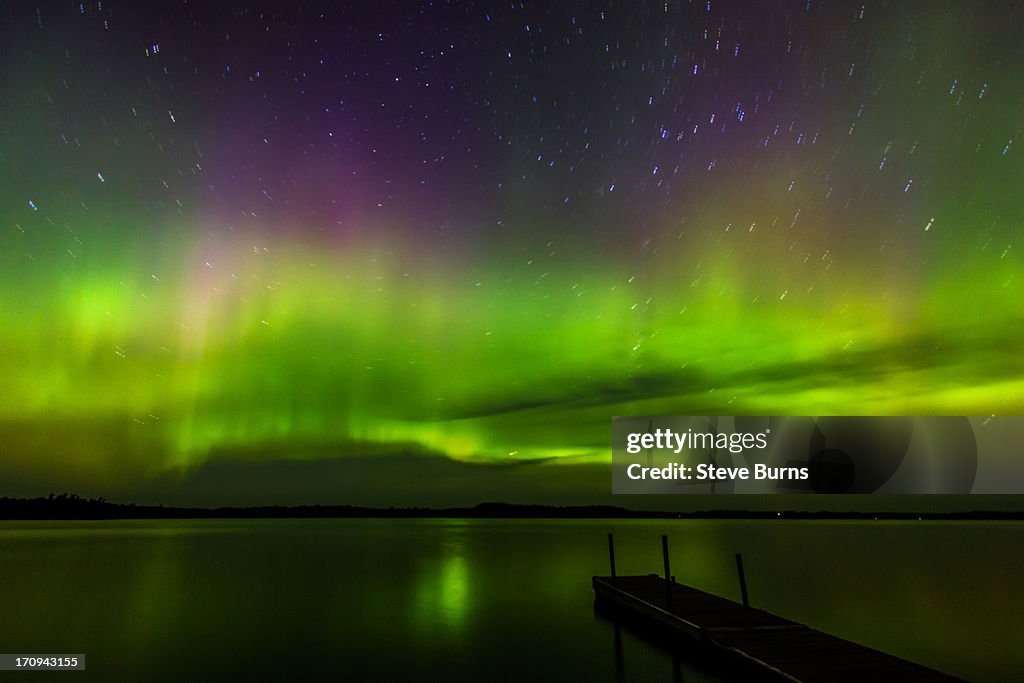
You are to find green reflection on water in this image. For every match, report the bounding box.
[0,519,1018,682]
[413,528,470,634]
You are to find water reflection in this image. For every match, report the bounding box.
[123,533,185,666]
[413,527,470,633]
[0,519,1017,682]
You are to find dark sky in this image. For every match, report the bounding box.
[1,1,1022,509]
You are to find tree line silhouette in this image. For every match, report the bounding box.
[0,494,1019,520]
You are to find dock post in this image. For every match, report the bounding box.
[661,534,672,609]
[608,533,617,585]
[613,622,624,675]
[735,553,749,608]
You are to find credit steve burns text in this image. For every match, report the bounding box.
[626,462,809,481]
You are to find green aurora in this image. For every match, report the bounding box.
[2,217,1021,497]
[1,0,1022,505]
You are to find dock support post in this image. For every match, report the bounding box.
[608,533,617,585]
[661,534,672,609]
[613,622,624,675]
[735,553,749,608]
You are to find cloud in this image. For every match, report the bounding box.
[138,449,613,508]
[413,319,1024,421]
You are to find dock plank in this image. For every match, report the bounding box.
[593,575,962,682]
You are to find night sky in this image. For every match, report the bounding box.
[1,1,1022,508]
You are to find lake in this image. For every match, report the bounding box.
[0,519,1019,681]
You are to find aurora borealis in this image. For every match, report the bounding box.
[1,1,1022,505]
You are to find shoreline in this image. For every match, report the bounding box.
[2,496,1021,521]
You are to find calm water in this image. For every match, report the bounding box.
[0,519,1020,682]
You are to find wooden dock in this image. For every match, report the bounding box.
[593,574,964,682]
